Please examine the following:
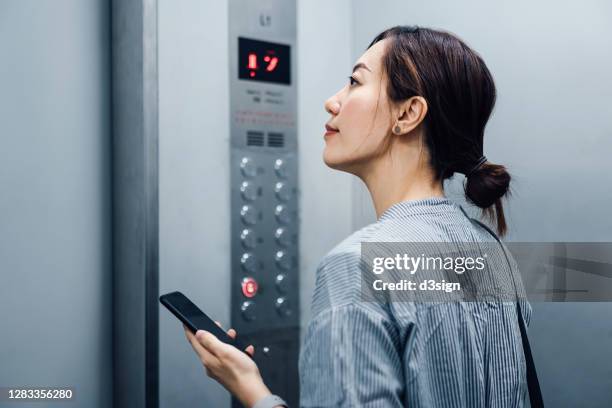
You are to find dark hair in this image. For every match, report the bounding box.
[368,26,511,236]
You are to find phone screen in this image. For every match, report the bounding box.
[160,291,247,352]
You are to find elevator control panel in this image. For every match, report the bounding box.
[229,1,299,406]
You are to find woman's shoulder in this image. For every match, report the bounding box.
[310,223,381,313]
[317,210,461,272]
[319,222,379,265]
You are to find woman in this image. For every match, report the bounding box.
[184,26,533,407]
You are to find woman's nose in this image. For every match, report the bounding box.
[325,97,340,115]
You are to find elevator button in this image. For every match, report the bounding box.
[274,181,291,202]
[275,297,291,317]
[240,181,257,201]
[241,301,256,321]
[240,157,257,178]
[275,274,288,293]
[240,205,256,225]
[274,227,290,247]
[275,250,290,270]
[240,228,256,249]
[274,204,289,224]
[274,158,287,179]
[240,252,256,273]
[241,277,259,298]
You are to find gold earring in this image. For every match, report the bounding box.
[394,125,401,134]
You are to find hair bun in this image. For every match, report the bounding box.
[464,163,511,208]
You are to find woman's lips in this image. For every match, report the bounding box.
[324,124,339,137]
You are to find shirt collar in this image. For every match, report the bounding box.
[377,196,457,222]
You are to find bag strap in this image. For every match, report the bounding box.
[459,206,544,408]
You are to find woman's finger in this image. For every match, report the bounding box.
[183,324,191,341]
[184,325,195,343]
[199,345,219,370]
[245,345,255,357]
[188,330,220,367]
[214,321,237,341]
[196,330,223,358]
[197,330,238,360]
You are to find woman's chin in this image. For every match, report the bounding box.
[322,149,345,170]
[323,153,361,176]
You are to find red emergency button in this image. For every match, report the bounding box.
[241,277,259,298]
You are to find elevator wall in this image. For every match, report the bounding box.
[0,1,112,407]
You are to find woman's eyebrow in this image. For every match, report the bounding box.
[352,62,371,73]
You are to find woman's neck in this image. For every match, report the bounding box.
[358,151,445,219]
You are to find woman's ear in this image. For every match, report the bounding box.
[393,96,428,135]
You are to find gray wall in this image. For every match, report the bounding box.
[0,1,112,407]
[350,0,612,406]
[158,0,232,406]
[297,0,354,342]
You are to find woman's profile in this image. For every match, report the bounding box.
[184,26,535,408]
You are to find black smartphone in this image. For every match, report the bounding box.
[159,291,249,354]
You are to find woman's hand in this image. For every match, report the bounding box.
[184,322,272,408]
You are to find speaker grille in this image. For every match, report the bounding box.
[267,132,285,148]
[246,131,264,147]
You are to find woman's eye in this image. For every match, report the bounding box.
[348,76,359,86]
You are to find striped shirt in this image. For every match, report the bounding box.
[298,197,532,407]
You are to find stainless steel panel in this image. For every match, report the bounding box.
[229,0,299,405]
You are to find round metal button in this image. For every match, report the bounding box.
[274,181,291,202]
[240,181,257,201]
[275,297,291,317]
[240,205,256,226]
[241,276,259,298]
[274,227,290,247]
[240,252,256,273]
[240,228,256,249]
[274,158,287,179]
[240,157,257,178]
[275,250,290,270]
[275,274,288,293]
[274,204,290,225]
[241,301,256,321]
[274,159,287,178]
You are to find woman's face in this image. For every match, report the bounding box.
[323,39,394,174]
